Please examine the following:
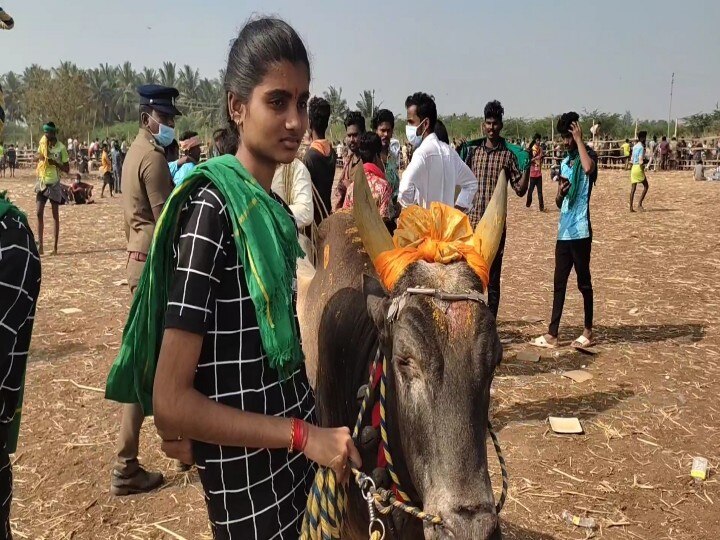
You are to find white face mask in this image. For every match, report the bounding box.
[406,120,427,148]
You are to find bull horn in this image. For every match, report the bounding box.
[474,169,508,267]
[351,163,394,264]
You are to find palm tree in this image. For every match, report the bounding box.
[1,71,24,122]
[193,77,224,128]
[115,61,138,122]
[159,61,177,88]
[140,67,158,84]
[356,89,380,122]
[86,68,115,129]
[52,61,81,79]
[322,86,348,125]
[177,64,200,101]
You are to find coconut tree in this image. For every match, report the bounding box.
[322,86,348,126]
[356,89,380,122]
[140,67,159,84]
[1,71,24,122]
[177,64,200,101]
[115,61,139,122]
[159,61,177,88]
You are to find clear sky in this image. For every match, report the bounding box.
[3,0,719,120]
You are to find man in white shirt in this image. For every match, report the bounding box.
[398,92,477,211]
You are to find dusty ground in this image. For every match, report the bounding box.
[2,166,719,539]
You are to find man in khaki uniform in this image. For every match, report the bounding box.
[111,84,181,495]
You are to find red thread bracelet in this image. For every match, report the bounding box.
[291,419,305,453]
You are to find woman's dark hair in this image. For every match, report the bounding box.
[435,119,450,144]
[371,108,395,131]
[213,127,236,155]
[637,130,648,139]
[484,100,504,122]
[556,111,580,136]
[180,130,198,141]
[344,110,366,132]
[405,92,437,131]
[358,132,382,164]
[308,96,331,135]
[533,133,541,141]
[218,17,310,154]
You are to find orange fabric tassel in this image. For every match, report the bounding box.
[375,203,490,290]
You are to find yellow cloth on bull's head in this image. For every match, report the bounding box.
[375,202,490,291]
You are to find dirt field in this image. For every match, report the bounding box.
[2,166,719,540]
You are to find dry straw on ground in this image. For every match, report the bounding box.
[3,167,719,539]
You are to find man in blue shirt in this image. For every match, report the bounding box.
[531,112,597,350]
[169,131,201,186]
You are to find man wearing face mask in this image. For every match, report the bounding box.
[111,84,181,496]
[398,92,477,211]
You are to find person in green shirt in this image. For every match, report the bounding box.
[35,122,70,255]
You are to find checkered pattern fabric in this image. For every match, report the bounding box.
[164,182,316,540]
[0,214,42,539]
[465,139,523,227]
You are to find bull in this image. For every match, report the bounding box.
[299,167,509,539]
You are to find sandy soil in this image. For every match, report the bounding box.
[2,166,719,539]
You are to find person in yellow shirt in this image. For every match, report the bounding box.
[35,121,70,255]
[100,143,114,197]
[621,138,631,170]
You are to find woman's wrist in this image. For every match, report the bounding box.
[289,418,310,453]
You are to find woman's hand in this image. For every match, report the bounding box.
[303,424,362,484]
[161,437,194,465]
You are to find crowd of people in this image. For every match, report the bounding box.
[1,12,720,540]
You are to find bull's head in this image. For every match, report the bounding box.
[353,167,507,539]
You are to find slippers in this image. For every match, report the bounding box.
[571,335,595,349]
[529,335,557,349]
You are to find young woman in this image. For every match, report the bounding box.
[150,18,360,539]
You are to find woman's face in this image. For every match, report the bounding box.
[234,60,310,165]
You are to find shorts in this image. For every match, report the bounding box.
[630,164,646,184]
[35,182,64,204]
[103,172,114,185]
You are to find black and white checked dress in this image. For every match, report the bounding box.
[164,182,316,540]
[0,213,42,540]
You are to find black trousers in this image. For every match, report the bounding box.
[526,177,544,209]
[488,231,506,318]
[549,237,593,336]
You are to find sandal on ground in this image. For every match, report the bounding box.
[571,335,595,349]
[529,335,557,349]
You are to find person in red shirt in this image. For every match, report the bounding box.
[526,133,545,211]
[343,132,393,222]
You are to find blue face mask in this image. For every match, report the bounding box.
[147,115,175,147]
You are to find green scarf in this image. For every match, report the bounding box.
[0,191,28,227]
[458,137,531,172]
[565,149,583,205]
[105,154,304,415]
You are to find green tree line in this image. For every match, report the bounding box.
[2,63,720,145]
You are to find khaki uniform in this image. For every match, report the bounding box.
[121,127,173,291]
[116,127,172,474]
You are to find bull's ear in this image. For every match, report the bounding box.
[363,274,389,330]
